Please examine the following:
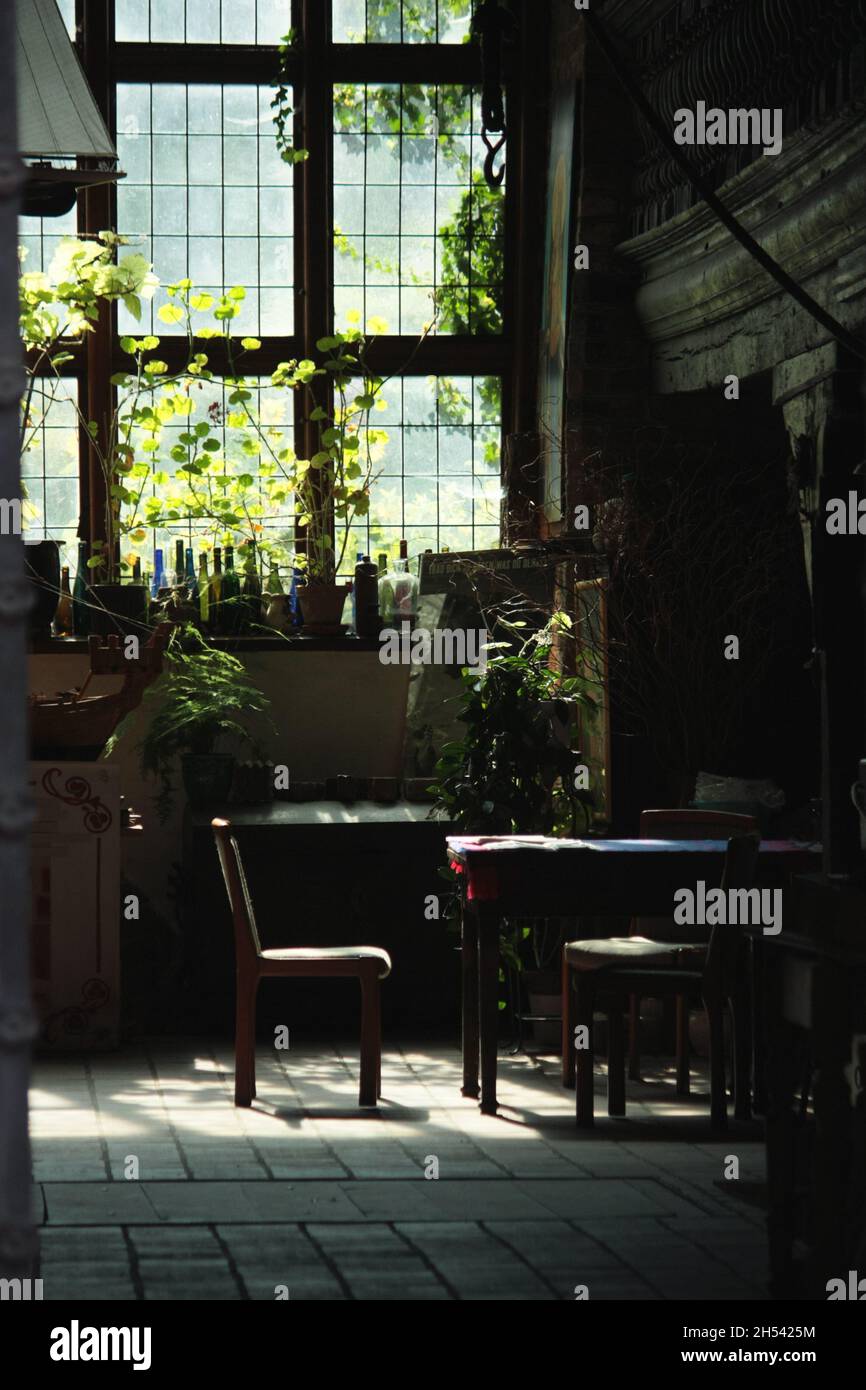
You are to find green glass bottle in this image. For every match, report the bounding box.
[208,547,223,634]
[72,540,91,636]
[241,539,263,630]
[220,545,242,634]
[198,553,210,628]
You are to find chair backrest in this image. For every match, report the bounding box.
[639,808,759,839]
[212,818,262,965]
[635,808,760,941]
[701,832,761,1001]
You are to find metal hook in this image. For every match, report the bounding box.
[482,128,506,189]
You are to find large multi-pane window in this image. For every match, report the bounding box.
[23,1,515,590]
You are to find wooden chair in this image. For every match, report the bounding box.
[562,832,760,1129]
[212,819,391,1108]
[627,809,759,1089]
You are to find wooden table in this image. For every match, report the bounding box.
[447,835,820,1114]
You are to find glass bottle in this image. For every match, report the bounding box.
[198,553,210,628]
[379,538,419,628]
[173,539,185,590]
[208,547,223,634]
[263,563,286,630]
[72,540,90,636]
[354,554,380,639]
[350,549,364,632]
[288,562,301,628]
[241,539,263,629]
[184,546,199,604]
[151,547,167,600]
[54,567,74,637]
[221,545,242,633]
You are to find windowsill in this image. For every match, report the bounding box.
[29,635,384,655]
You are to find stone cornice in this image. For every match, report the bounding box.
[616,113,866,348]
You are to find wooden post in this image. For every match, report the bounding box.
[0,1,38,1282]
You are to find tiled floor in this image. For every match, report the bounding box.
[31,1042,770,1301]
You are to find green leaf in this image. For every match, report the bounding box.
[240,336,262,351]
[158,304,184,325]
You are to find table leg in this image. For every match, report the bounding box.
[461,896,480,1099]
[478,904,501,1115]
[751,936,768,1114]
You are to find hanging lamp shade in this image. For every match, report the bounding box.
[16,0,123,216]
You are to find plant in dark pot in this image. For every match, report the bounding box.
[432,616,598,1045]
[106,624,273,821]
[24,538,61,637]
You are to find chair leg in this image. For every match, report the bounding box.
[627,993,641,1081]
[676,995,690,1096]
[359,969,381,1107]
[562,956,575,1088]
[575,971,595,1128]
[608,999,626,1117]
[705,996,727,1130]
[234,973,258,1107]
[732,988,751,1121]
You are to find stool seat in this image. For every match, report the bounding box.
[261,946,392,978]
[564,936,705,970]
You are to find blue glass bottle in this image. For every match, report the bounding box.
[151,547,167,599]
[288,563,302,628]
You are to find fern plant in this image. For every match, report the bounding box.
[106,624,274,820]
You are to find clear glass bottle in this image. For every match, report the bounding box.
[379,538,419,627]
[263,563,287,630]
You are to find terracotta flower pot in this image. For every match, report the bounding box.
[296,582,351,632]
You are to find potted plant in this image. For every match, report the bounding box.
[106,624,274,821]
[19,233,161,633]
[432,616,598,1042]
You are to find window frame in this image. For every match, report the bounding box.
[62,0,543,580]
